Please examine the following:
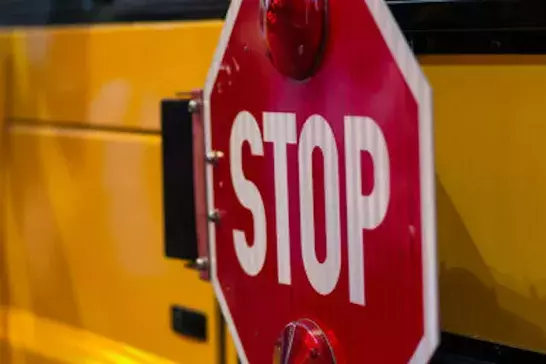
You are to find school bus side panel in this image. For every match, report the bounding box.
[8,21,223,131]
[3,126,220,363]
[423,55,546,354]
[1,22,224,363]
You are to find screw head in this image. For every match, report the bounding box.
[195,256,209,271]
[188,99,200,113]
[206,150,224,164]
[208,209,221,223]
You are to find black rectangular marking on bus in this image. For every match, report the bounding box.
[171,305,208,342]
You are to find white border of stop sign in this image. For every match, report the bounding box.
[203,0,439,363]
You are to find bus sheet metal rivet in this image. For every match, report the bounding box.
[273,319,336,364]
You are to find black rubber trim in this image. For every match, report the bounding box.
[431,332,546,364]
[106,0,228,22]
[0,0,228,26]
[232,331,546,363]
[390,0,546,54]
[406,29,546,54]
[390,0,546,32]
[161,99,198,261]
[217,303,226,364]
[3,1,546,54]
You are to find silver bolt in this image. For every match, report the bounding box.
[206,150,224,164]
[208,209,221,223]
[188,99,200,113]
[195,256,209,271]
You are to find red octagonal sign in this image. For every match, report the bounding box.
[203,0,439,362]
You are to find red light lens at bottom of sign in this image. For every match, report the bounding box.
[273,319,336,364]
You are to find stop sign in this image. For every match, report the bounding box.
[203,0,439,362]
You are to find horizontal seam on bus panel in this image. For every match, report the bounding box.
[8,118,161,136]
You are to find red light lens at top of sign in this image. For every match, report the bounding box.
[261,0,327,80]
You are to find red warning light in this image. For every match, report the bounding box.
[261,0,328,80]
[273,319,336,363]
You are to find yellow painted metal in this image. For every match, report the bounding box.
[422,55,546,354]
[3,125,218,363]
[0,20,225,363]
[225,327,238,364]
[1,307,180,364]
[0,35,7,364]
[7,21,222,130]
